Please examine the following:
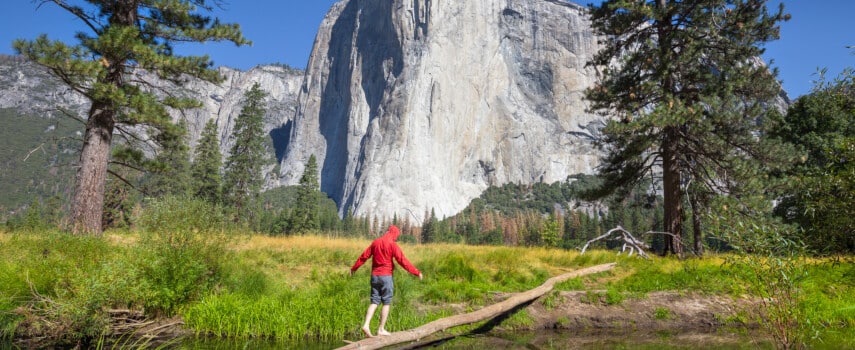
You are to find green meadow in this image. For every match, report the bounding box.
[1,226,854,348]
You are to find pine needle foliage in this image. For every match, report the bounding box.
[289,154,320,234]
[585,0,792,256]
[13,0,249,234]
[223,83,270,223]
[191,118,224,204]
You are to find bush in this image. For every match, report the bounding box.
[134,196,237,315]
[0,230,130,346]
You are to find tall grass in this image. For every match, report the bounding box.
[0,229,136,344]
[2,224,853,347]
[0,196,236,346]
[182,239,604,340]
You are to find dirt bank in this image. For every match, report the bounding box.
[403,291,763,349]
[523,291,756,333]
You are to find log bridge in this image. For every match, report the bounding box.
[338,262,617,350]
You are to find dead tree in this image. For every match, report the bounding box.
[580,226,683,258]
[337,263,617,350]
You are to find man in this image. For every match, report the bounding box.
[350,224,423,337]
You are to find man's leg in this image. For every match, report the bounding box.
[377,304,391,336]
[362,303,377,337]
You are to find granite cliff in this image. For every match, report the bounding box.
[278,0,605,221]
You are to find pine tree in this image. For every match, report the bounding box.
[192,119,223,204]
[22,199,46,231]
[144,120,193,197]
[541,212,560,248]
[223,83,270,223]
[402,213,411,237]
[343,208,356,235]
[586,0,790,256]
[103,167,137,230]
[289,154,320,234]
[14,1,248,235]
[371,215,380,237]
[422,208,437,243]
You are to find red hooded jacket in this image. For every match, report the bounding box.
[351,225,420,277]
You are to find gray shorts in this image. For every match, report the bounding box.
[370,275,394,305]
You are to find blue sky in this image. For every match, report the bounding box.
[0,1,852,99]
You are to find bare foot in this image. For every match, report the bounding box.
[378,329,391,336]
[361,326,374,338]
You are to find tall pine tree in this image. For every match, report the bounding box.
[144,119,193,197]
[421,208,438,243]
[14,0,248,235]
[223,83,269,223]
[289,154,320,234]
[586,0,789,257]
[192,119,223,204]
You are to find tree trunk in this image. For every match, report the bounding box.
[69,101,115,235]
[337,263,616,350]
[68,1,135,235]
[655,0,683,258]
[662,127,683,258]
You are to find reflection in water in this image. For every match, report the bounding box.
[176,337,340,350]
[170,330,774,350]
[431,330,775,350]
[20,328,852,349]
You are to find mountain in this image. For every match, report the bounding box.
[2,0,788,222]
[277,0,605,221]
[0,55,303,212]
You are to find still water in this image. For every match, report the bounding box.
[172,330,776,350]
[9,328,855,349]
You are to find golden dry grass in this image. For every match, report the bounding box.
[225,234,606,288]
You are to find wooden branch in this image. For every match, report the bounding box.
[23,143,46,161]
[581,226,690,258]
[336,263,616,350]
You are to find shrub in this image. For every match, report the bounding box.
[0,230,134,345]
[604,288,624,305]
[134,196,236,315]
[654,307,672,320]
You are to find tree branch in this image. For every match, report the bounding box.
[44,0,101,35]
[337,264,617,350]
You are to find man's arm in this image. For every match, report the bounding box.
[351,244,374,275]
[392,244,421,277]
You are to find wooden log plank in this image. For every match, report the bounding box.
[337,262,616,350]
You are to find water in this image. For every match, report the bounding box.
[427,330,775,350]
[171,329,774,350]
[10,328,855,349]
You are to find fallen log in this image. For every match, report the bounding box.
[337,262,617,350]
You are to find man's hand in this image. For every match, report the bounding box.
[350,270,354,277]
[418,272,423,281]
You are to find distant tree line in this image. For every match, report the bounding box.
[417,175,668,252]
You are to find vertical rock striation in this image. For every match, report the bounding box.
[279,0,605,221]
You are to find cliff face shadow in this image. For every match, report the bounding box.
[270,120,292,163]
[319,1,404,211]
[319,0,358,205]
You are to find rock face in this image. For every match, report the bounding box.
[278,0,605,221]
[148,64,304,187]
[0,55,303,182]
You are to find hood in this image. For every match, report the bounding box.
[382,225,400,241]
